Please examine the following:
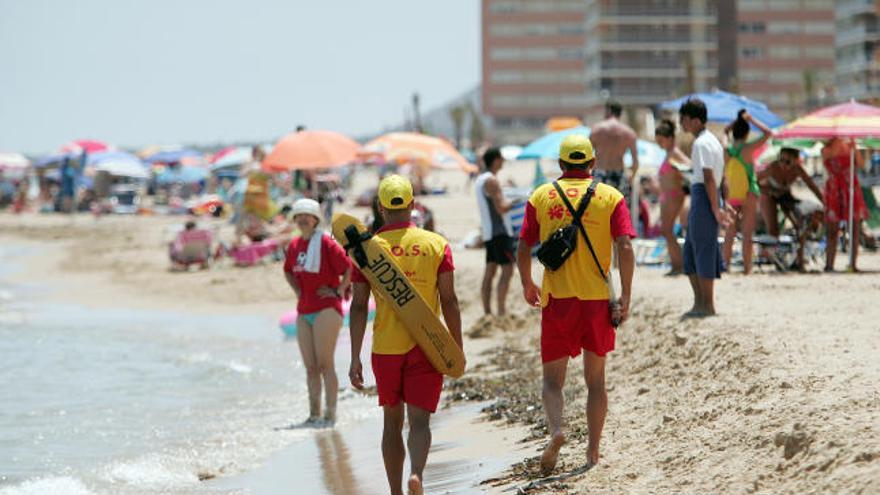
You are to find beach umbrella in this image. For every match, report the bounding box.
[145,148,204,166]
[775,100,880,269]
[0,152,30,179]
[659,90,785,129]
[85,151,149,179]
[59,139,113,155]
[774,101,880,140]
[500,145,523,161]
[625,140,666,171]
[209,146,253,170]
[517,126,591,160]
[263,130,361,172]
[361,132,478,173]
[545,116,583,132]
[155,166,208,185]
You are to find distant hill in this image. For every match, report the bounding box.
[357,85,488,147]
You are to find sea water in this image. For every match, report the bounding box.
[0,244,378,495]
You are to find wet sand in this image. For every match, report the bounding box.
[214,403,528,495]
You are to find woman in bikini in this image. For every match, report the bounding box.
[655,119,690,275]
[283,198,352,424]
[722,110,773,274]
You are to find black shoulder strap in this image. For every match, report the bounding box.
[551,180,608,281]
[343,225,373,268]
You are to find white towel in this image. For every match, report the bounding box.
[303,231,324,273]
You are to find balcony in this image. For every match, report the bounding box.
[837,24,880,47]
[602,14,717,25]
[836,0,878,20]
[602,4,717,17]
[601,40,716,51]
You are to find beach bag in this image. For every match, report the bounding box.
[536,181,597,271]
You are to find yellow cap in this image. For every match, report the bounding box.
[559,134,595,164]
[378,174,414,210]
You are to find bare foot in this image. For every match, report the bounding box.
[407,474,423,495]
[586,448,600,467]
[540,432,566,475]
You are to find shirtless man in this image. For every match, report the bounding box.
[757,147,824,270]
[589,101,639,203]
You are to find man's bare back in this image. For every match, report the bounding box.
[590,118,637,173]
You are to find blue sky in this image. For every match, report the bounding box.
[0,1,479,154]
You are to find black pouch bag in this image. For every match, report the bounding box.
[536,181,597,271]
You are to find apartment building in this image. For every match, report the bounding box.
[598,0,719,107]
[481,0,601,142]
[482,0,718,142]
[734,0,836,120]
[836,0,880,102]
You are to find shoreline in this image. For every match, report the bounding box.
[0,215,529,494]
[2,204,880,493]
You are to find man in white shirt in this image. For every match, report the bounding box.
[475,147,515,316]
[679,98,727,316]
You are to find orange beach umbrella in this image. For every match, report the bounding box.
[361,132,477,173]
[262,130,361,172]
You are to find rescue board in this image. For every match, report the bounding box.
[331,213,466,378]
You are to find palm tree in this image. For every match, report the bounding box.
[467,102,485,149]
[449,105,466,150]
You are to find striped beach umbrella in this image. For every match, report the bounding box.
[362,132,477,173]
[775,100,880,269]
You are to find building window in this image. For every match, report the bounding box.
[803,46,834,59]
[740,46,764,59]
[490,23,585,37]
[768,45,801,59]
[767,21,800,34]
[490,70,587,84]
[738,22,766,33]
[739,69,766,82]
[488,1,585,14]
[802,21,834,35]
[768,71,803,83]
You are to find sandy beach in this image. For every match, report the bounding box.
[2,167,879,494]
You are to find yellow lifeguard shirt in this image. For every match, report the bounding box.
[351,222,454,355]
[520,171,634,307]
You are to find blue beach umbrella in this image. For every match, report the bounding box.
[660,90,785,128]
[86,151,149,178]
[517,126,591,160]
[155,166,208,184]
[625,140,666,169]
[145,148,203,164]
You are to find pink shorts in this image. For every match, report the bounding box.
[541,297,615,363]
[371,346,443,413]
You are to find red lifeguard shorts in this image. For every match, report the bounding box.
[371,346,443,413]
[541,297,616,363]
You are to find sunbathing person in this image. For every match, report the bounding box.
[757,147,824,270]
